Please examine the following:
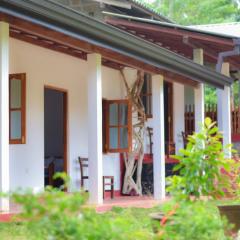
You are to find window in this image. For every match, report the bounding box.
[140,73,152,118]
[103,100,132,153]
[9,73,26,144]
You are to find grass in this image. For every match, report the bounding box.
[0,200,235,240]
[0,222,29,240]
[0,206,162,240]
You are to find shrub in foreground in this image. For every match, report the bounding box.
[11,179,155,240]
[157,200,232,240]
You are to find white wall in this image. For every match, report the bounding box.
[9,38,122,192]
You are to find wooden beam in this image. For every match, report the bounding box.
[3,14,198,87]
[163,71,199,88]
[106,18,235,47]
[183,37,240,70]
[109,19,240,69]
[10,29,87,60]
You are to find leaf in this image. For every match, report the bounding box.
[208,127,218,135]
[204,117,212,127]
[173,164,182,172]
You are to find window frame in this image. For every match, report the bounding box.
[104,99,132,153]
[9,73,26,144]
[140,73,152,118]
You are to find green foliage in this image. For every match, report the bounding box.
[232,81,240,107]
[10,174,156,240]
[0,222,30,240]
[205,85,217,105]
[4,166,238,240]
[158,200,232,240]
[137,0,240,25]
[167,118,237,200]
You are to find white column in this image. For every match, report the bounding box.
[173,83,185,153]
[0,22,9,211]
[193,49,205,132]
[87,53,103,204]
[152,74,165,200]
[217,63,231,157]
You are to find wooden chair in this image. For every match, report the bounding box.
[181,131,188,148]
[103,176,114,199]
[165,141,176,158]
[78,157,89,188]
[78,157,114,199]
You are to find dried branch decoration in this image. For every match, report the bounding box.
[120,69,146,195]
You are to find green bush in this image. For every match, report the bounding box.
[167,117,238,200]
[8,120,239,240]
[162,118,239,239]
[10,174,156,240]
[158,200,232,240]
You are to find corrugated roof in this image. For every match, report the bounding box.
[189,22,240,37]
[0,0,233,88]
[128,0,172,22]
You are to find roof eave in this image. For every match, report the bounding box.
[0,0,233,89]
[128,0,173,23]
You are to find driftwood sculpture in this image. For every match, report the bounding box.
[120,69,146,195]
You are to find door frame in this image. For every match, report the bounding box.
[44,85,68,175]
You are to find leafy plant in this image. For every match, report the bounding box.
[167,117,239,200]
[10,173,156,240]
[157,200,232,240]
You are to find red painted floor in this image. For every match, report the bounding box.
[0,196,167,222]
[0,202,21,222]
[96,195,168,213]
[0,213,15,222]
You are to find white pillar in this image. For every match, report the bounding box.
[217,63,231,157]
[152,74,165,200]
[173,83,185,153]
[193,49,205,132]
[0,22,9,211]
[87,53,103,204]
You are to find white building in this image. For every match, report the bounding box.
[0,0,234,211]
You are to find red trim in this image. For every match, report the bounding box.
[232,134,240,142]
[166,157,179,164]
[142,154,179,164]
[143,154,153,164]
